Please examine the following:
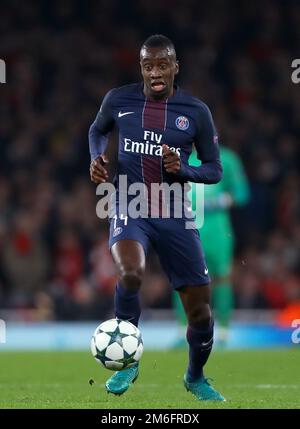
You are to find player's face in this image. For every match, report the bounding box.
[140,46,179,100]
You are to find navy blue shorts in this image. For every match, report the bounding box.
[109,216,210,290]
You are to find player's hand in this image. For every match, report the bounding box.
[90,155,109,184]
[162,144,181,174]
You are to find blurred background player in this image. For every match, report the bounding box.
[173,144,250,347]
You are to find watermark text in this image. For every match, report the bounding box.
[0,59,6,83]
[0,319,6,343]
[95,175,204,229]
[291,59,300,84]
[291,319,300,344]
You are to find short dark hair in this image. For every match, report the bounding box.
[141,34,176,56]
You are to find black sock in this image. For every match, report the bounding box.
[114,283,141,327]
[186,321,214,382]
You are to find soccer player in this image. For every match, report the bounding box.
[89,35,225,401]
[173,145,250,347]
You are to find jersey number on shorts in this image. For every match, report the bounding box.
[113,214,128,229]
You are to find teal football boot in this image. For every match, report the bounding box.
[105,363,139,395]
[184,374,226,401]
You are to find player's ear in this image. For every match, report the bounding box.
[175,60,179,75]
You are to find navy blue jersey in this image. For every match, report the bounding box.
[89,83,222,216]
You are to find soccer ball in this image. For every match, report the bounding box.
[90,318,143,371]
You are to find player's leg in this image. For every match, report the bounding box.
[203,230,234,346]
[180,286,225,401]
[106,216,150,396]
[109,214,150,327]
[155,219,225,400]
[105,240,145,395]
[212,275,234,345]
[179,285,213,378]
[112,240,146,327]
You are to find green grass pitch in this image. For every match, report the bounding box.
[0,348,299,409]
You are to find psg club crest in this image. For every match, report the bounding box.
[175,116,189,131]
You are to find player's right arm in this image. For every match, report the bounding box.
[89,89,116,183]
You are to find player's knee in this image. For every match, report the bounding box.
[187,304,212,328]
[119,265,144,291]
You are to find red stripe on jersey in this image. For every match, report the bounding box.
[143,98,167,130]
[141,98,168,216]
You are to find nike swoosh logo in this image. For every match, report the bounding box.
[204,268,208,275]
[202,339,213,347]
[118,111,134,117]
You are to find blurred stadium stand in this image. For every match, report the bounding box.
[0,0,299,328]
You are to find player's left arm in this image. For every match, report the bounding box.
[163,103,222,184]
[89,89,116,183]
